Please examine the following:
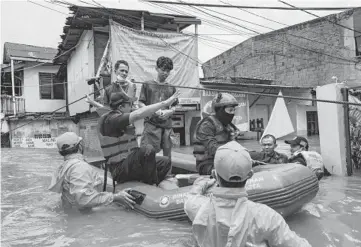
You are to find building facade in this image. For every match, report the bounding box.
[1,42,76,148]
[54,6,201,155]
[202,8,361,137]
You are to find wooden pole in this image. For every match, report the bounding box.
[10,59,16,116]
[342,88,353,176]
[141,12,144,31]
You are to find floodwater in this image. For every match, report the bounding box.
[1,148,361,247]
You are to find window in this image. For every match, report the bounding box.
[306,111,319,136]
[39,73,64,99]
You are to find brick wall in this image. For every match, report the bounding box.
[202,9,361,87]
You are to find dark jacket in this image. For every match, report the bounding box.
[250,151,289,164]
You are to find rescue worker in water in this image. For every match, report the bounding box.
[184,141,311,247]
[97,90,180,188]
[49,132,137,211]
[193,92,244,175]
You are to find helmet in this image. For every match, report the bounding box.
[212,93,238,110]
[56,132,82,151]
[202,100,215,118]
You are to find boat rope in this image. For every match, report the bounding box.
[2,80,361,136]
[133,81,361,107]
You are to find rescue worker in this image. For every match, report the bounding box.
[98,90,180,188]
[193,92,243,175]
[249,134,288,165]
[49,132,136,211]
[285,136,329,180]
[184,141,311,247]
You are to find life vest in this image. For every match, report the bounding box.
[299,151,324,176]
[97,110,138,165]
[193,115,231,161]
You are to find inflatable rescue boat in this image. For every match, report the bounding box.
[114,162,319,220]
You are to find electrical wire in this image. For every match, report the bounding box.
[3,80,361,136]
[278,0,361,35]
[219,0,357,38]
[147,0,356,78]
[144,1,359,11]
[204,1,359,52]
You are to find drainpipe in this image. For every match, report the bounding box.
[10,59,16,116]
[342,88,353,176]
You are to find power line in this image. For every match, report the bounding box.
[81,0,204,66]
[147,0,358,83]
[143,1,251,35]
[278,0,361,35]
[149,0,355,75]
[27,0,68,15]
[215,3,356,52]
[179,1,357,63]
[218,0,356,38]
[169,1,357,76]
[144,1,358,11]
[200,2,358,51]
[4,80,361,136]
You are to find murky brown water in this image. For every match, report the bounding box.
[1,148,361,247]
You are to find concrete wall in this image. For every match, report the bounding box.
[67,30,95,116]
[202,9,361,87]
[23,64,64,112]
[9,119,77,148]
[317,83,347,175]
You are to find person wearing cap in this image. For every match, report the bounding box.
[249,134,288,165]
[285,136,328,180]
[103,60,137,106]
[193,92,244,175]
[97,89,180,188]
[138,56,178,161]
[49,132,137,211]
[184,141,311,247]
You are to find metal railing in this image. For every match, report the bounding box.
[1,95,25,116]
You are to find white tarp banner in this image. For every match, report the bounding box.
[110,20,199,97]
[262,91,294,139]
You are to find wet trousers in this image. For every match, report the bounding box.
[109,146,171,186]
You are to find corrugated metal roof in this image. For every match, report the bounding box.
[54,5,201,65]
[3,42,58,64]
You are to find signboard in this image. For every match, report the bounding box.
[11,137,57,148]
[178,98,200,105]
[200,90,249,131]
[110,20,199,97]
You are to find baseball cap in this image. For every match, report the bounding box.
[109,92,136,107]
[56,132,82,151]
[214,141,253,182]
[284,136,308,147]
